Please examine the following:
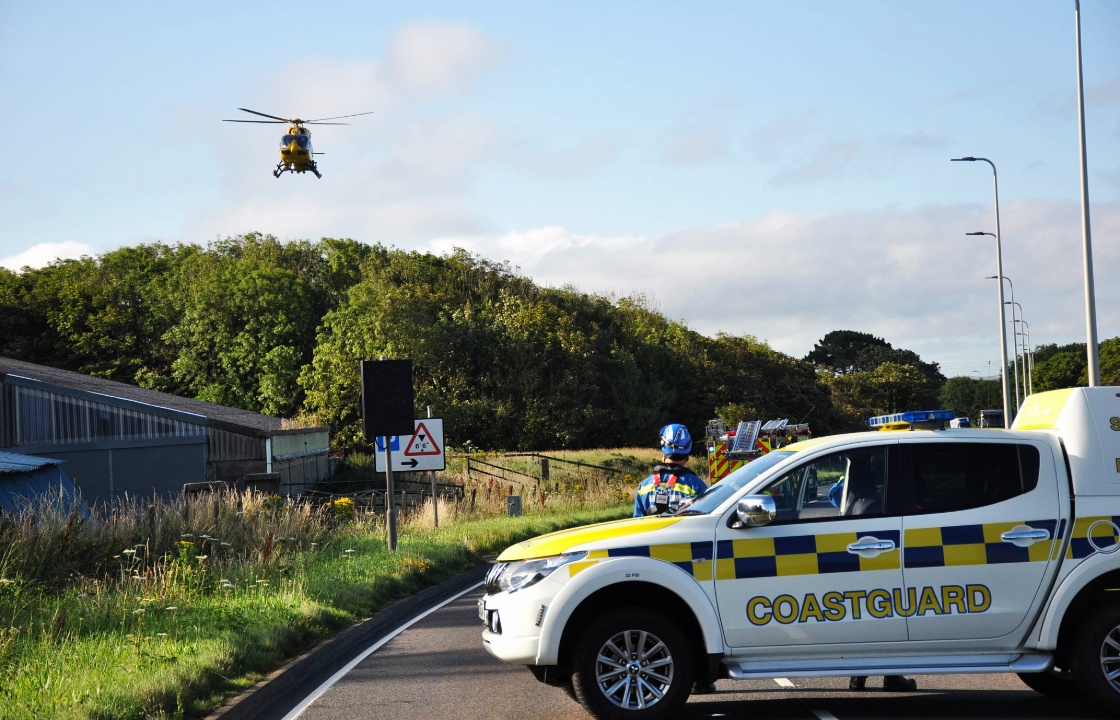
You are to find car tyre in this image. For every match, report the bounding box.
[1016,667,1076,700]
[571,608,693,720]
[1072,603,1120,713]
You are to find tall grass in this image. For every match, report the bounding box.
[0,449,651,719]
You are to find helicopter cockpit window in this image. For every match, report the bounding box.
[281,134,310,149]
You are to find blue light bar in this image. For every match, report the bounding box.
[867,409,957,428]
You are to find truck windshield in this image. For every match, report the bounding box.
[675,450,796,515]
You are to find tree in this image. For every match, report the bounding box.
[805,330,892,373]
[706,333,833,434]
[164,235,319,417]
[869,361,940,413]
[939,376,999,423]
[805,330,944,386]
[1032,343,1088,392]
[1026,338,1120,392]
[0,266,60,363]
[1100,337,1120,387]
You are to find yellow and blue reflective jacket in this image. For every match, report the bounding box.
[634,464,707,517]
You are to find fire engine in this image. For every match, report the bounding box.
[705,418,811,483]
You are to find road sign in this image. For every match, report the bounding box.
[360,359,415,438]
[374,419,446,472]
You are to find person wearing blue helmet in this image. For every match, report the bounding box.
[634,423,715,694]
[633,424,708,518]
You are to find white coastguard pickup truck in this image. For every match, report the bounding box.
[480,387,1120,719]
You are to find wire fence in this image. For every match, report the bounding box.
[238,450,645,519]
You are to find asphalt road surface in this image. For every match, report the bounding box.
[273,585,1111,720]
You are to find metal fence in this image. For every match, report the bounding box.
[466,452,628,492]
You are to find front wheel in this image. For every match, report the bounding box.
[1072,604,1120,714]
[571,608,694,720]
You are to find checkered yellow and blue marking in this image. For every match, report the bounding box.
[715,529,902,579]
[903,520,1061,568]
[566,519,1075,586]
[568,542,717,581]
[1066,516,1120,559]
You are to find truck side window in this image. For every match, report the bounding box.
[905,442,1040,514]
[758,446,891,524]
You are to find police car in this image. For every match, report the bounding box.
[480,387,1120,719]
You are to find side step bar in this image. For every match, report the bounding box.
[725,653,1053,679]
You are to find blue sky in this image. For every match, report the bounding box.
[2,0,1118,380]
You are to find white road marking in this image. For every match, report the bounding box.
[774,677,796,687]
[811,711,839,720]
[282,581,484,719]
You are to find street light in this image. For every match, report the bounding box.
[957,171,1010,428]
[1006,300,1027,406]
[985,273,1022,411]
[1021,318,1034,391]
[1074,0,1101,385]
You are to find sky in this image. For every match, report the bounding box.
[2,1,1118,382]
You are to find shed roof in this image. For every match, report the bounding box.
[0,356,316,436]
[0,450,64,473]
[0,450,89,517]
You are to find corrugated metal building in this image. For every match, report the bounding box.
[0,450,89,517]
[0,357,330,507]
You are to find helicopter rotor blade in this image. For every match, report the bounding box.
[223,119,286,123]
[236,108,293,122]
[304,111,375,123]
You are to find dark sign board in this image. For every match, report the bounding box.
[360,359,415,438]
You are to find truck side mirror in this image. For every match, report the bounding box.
[735,494,777,527]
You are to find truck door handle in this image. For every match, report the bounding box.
[1001,526,1051,547]
[847,537,896,555]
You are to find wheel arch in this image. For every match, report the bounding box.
[1039,565,1120,665]
[553,579,716,680]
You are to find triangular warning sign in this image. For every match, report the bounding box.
[404,421,442,456]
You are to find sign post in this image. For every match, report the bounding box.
[374,416,447,528]
[427,407,437,528]
[361,359,415,551]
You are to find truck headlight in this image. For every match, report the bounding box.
[497,551,588,594]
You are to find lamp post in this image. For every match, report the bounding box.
[1007,300,1027,405]
[1002,301,1022,410]
[985,272,1022,410]
[1018,318,1034,395]
[1074,0,1101,386]
[957,181,1009,428]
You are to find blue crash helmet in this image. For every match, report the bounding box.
[659,424,692,455]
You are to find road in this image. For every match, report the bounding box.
[267,584,1110,720]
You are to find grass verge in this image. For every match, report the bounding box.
[0,486,631,719]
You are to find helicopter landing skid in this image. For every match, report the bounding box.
[273,163,321,178]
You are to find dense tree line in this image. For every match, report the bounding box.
[5,233,1111,450]
[938,339,1120,424]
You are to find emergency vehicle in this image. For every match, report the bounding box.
[480,387,1120,719]
[705,418,811,482]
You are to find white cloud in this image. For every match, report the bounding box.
[384,21,506,99]
[427,198,1120,375]
[381,112,503,194]
[1,241,94,271]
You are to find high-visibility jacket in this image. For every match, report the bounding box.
[633,463,708,517]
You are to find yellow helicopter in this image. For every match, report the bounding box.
[223,108,373,178]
